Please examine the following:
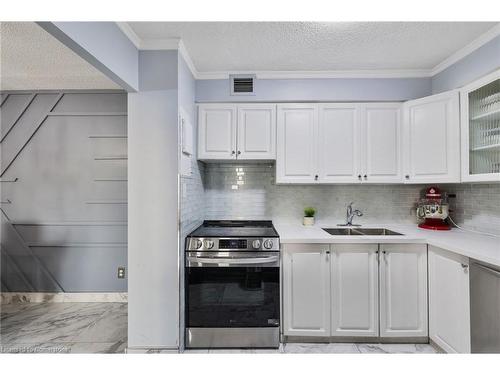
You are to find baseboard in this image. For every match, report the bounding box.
[1,292,128,304]
[284,335,429,344]
[429,338,447,353]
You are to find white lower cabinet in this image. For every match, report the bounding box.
[379,244,428,337]
[283,243,429,340]
[428,246,471,353]
[283,244,330,336]
[331,244,379,336]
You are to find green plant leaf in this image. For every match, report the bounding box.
[304,207,316,217]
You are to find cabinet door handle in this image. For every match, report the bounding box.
[237,150,241,155]
[358,174,362,180]
[405,175,410,179]
[364,174,367,180]
[461,264,469,269]
[231,150,235,155]
[314,175,319,181]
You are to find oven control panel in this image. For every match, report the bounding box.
[219,239,247,249]
[187,237,279,251]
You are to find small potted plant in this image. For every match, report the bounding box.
[303,207,316,226]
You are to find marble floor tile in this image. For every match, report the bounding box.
[0,302,127,353]
[415,344,439,353]
[357,344,425,354]
[73,303,127,343]
[3,303,109,344]
[208,349,256,353]
[284,343,360,353]
[69,340,127,354]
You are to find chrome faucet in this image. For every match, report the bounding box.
[339,202,363,226]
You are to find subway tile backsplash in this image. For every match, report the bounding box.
[203,163,500,235]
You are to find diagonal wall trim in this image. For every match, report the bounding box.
[1,94,37,143]
[1,210,64,292]
[1,91,128,292]
[1,245,35,292]
[0,94,63,177]
[0,93,9,107]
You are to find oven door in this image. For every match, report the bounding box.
[186,252,280,329]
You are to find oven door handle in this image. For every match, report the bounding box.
[187,255,279,265]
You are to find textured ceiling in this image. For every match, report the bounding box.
[128,22,498,72]
[0,22,121,90]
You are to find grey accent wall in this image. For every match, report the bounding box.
[196,77,432,102]
[0,91,127,292]
[432,35,500,93]
[202,163,500,235]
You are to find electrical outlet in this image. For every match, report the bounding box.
[117,266,126,279]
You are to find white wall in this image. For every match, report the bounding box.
[128,51,180,349]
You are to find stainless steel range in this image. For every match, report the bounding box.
[185,220,280,349]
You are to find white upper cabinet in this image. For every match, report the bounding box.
[318,104,360,183]
[277,103,402,184]
[460,69,500,182]
[403,91,461,183]
[331,244,379,337]
[283,244,330,337]
[198,104,237,160]
[361,104,403,183]
[198,103,276,161]
[429,246,471,353]
[237,104,276,160]
[379,244,428,337]
[276,104,318,183]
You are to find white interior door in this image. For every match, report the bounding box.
[276,104,318,183]
[283,244,330,337]
[198,104,236,160]
[318,104,360,183]
[403,91,460,183]
[429,246,471,353]
[379,244,428,337]
[331,244,379,337]
[362,104,403,183]
[237,104,276,160]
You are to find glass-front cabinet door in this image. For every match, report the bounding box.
[461,69,500,182]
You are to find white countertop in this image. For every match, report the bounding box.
[275,222,500,267]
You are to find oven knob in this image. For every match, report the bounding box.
[204,239,215,249]
[252,240,261,249]
[192,239,203,250]
[263,239,274,249]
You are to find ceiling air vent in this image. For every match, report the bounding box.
[230,75,256,96]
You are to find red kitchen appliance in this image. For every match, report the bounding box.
[416,187,451,230]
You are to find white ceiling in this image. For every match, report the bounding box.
[127,22,498,76]
[0,22,121,90]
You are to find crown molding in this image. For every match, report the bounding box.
[116,22,140,49]
[116,22,500,81]
[178,41,199,80]
[431,23,500,76]
[195,69,432,80]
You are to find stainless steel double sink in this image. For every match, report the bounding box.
[323,228,403,236]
